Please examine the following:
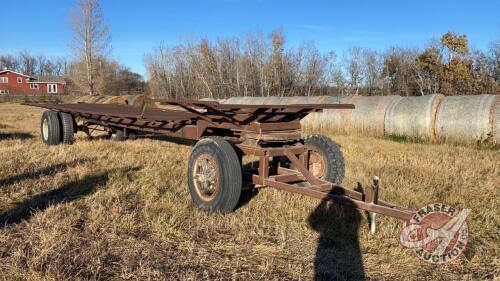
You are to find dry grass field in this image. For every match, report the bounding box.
[0,103,498,280]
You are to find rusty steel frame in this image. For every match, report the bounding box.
[26,99,415,221]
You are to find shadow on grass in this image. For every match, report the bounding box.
[0,132,34,141]
[308,187,366,281]
[0,166,141,227]
[234,159,263,211]
[0,159,92,187]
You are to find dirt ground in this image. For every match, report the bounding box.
[0,103,498,280]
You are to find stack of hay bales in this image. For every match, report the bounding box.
[384,94,444,140]
[223,94,499,145]
[435,94,497,144]
[74,94,496,144]
[224,95,402,136]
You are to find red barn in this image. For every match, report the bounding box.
[0,69,66,95]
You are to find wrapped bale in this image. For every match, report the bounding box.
[384,94,444,140]
[348,95,402,136]
[495,99,500,144]
[435,94,497,143]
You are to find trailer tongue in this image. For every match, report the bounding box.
[26,99,414,226]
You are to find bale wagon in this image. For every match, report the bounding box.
[26,99,416,232]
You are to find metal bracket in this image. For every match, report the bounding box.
[368,176,380,235]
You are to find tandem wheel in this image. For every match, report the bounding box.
[41,111,75,145]
[187,137,242,213]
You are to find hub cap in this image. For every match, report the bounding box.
[42,118,49,141]
[308,150,326,179]
[193,154,220,201]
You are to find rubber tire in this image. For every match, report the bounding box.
[188,138,242,213]
[58,112,75,144]
[40,111,61,145]
[304,135,345,185]
[110,130,127,141]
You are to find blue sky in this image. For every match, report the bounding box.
[1,0,498,78]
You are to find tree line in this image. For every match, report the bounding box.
[0,50,144,96]
[0,52,68,77]
[146,29,500,99]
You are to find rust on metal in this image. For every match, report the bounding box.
[24,99,417,222]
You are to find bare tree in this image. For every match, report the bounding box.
[36,55,47,76]
[144,30,500,98]
[19,50,37,75]
[69,0,111,95]
[54,58,68,76]
[345,47,365,95]
[363,50,383,95]
[300,42,329,96]
[488,37,499,82]
[383,47,418,96]
[0,55,20,71]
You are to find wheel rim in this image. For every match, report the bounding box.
[193,154,220,201]
[308,150,326,179]
[42,118,49,141]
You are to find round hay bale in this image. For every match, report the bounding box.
[225,96,295,105]
[224,96,338,105]
[200,98,226,103]
[435,94,497,143]
[122,95,157,109]
[122,94,143,105]
[100,96,127,104]
[494,98,500,144]
[75,95,93,103]
[384,94,444,140]
[318,95,359,134]
[87,96,107,104]
[75,95,128,105]
[348,95,401,136]
[298,96,343,133]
